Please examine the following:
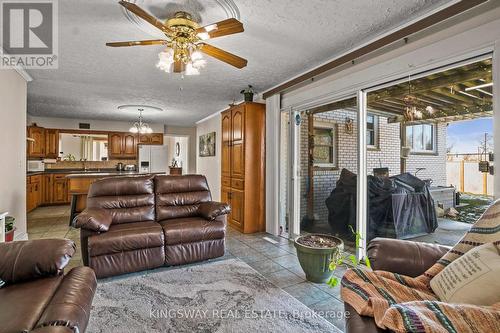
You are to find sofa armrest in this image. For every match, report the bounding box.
[198,201,231,221]
[367,238,451,277]
[36,266,97,333]
[73,208,112,232]
[0,239,75,284]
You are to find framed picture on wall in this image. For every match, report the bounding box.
[199,132,216,157]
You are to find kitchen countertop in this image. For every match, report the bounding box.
[27,169,142,176]
[66,171,165,178]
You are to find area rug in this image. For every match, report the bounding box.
[87,259,337,333]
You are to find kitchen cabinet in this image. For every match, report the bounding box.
[122,133,137,157]
[48,174,70,204]
[52,176,68,204]
[44,129,59,158]
[220,102,266,233]
[108,132,138,159]
[28,173,70,211]
[42,174,52,204]
[138,133,163,145]
[27,126,46,158]
[26,175,42,212]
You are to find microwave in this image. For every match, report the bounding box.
[27,160,45,172]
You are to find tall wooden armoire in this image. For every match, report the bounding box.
[221,102,266,234]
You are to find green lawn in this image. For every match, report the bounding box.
[450,193,493,224]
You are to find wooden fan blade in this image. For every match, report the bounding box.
[196,18,244,39]
[199,43,247,69]
[119,0,173,35]
[106,39,167,47]
[173,61,185,73]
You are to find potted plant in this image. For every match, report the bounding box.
[294,234,344,283]
[294,226,371,285]
[240,85,255,102]
[5,216,16,242]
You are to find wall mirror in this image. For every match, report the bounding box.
[59,133,108,161]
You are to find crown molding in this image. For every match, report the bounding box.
[0,46,33,82]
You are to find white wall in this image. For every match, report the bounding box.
[196,114,221,201]
[164,126,197,174]
[0,70,27,239]
[164,136,189,174]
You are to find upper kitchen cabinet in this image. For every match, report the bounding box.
[27,126,46,158]
[108,132,138,159]
[138,133,164,145]
[44,129,59,158]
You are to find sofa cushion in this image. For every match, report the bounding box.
[155,175,212,221]
[88,221,164,256]
[90,247,165,279]
[87,175,155,224]
[159,217,225,245]
[0,275,63,333]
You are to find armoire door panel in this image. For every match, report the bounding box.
[221,111,232,143]
[231,106,244,142]
[230,190,244,228]
[231,142,245,179]
[221,143,231,178]
[221,187,231,222]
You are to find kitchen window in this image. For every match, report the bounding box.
[406,124,436,153]
[313,122,337,168]
[367,114,378,148]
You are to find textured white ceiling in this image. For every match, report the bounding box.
[27,0,452,126]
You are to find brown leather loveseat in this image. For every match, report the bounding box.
[73,174,230,278]
[0,239,97,333]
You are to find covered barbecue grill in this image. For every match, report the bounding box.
[325,169,438,242]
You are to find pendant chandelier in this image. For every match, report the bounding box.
[129,109,153,134]
[403,75,435,122]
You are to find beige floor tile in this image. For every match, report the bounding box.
[28,232,46,240]
[43,230,69,239]
[49,223,72,232]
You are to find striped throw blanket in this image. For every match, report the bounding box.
[341,199,500,333]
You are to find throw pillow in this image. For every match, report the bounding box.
[430,242,500,305]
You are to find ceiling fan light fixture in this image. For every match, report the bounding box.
[109,3,247,75]
[204,24,218,32]
[157,49,174,72]
[185,62,200,76]
[197,32,210,40]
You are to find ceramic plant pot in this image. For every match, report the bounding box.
[294,234,344,283]
[5,227,16,242]
[243,92,254,102]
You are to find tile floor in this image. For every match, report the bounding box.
[27,206,347,332]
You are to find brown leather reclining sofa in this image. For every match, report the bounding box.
[0,239,96,333]
[344,238,451,333]
[73,174,230,278]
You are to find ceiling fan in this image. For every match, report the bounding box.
[106,1,247,75]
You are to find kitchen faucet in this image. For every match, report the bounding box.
[81,159,88,171]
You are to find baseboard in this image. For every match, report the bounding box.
[14,232,28,241]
